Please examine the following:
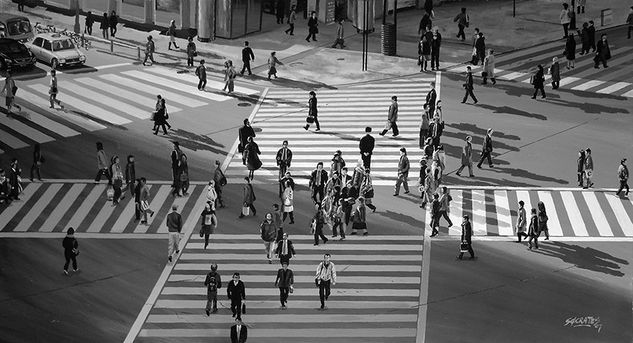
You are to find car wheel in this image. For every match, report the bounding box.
[51,58,58,70]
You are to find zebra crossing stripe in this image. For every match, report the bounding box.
[571,80,606,91]
[146,313,418,324]
[86,193,119,233]
[582,192,614,237]
[99,74,207,108]
[180,252,423,261]
[0,113,55,144]
[174,263,422,272]
[560,191,589,236]
[604,193,633,236]
[0,183,42,230]
[144,67,259,95]
[61,81,150,120]
[39,183,85,232]
[0,127,29,149]
[65,184,106,230]
[13,183,63,232]
[537,191,564,236]
[153,299,419,309]
[121,70,229,102]
[139,328,416,338]
[162,286,419,296]
[494,190,514,236]
[596,82,630,94]
[621,87,633,97]
[15,107,80,138]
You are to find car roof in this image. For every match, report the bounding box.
[34,33,72,41]
[0,14,30,22]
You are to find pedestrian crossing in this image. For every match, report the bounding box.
[444,36,633,97]
[0,182,206,234]
[0,66,260,153]
[133,234,422,343]
[1,182,631,238]
[224,76,435,186]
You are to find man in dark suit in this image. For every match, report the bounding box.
[394,147,410,196]
[425,82,437,117]
[458,214,475,259]
[477,128,494,169]
[170,142,182,188]
[379,96,399,137]
[230,318,248,343]
[309,162,328,204]
[227,272,246,320]
[275,233,296,265]
[276,140,293,182]
[359,127,375,170]
[240,41,255,76]
[461,66,478,104]
[238,119,256,153]
[428,115,445,148]
[133,179,142,221]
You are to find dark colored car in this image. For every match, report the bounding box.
[11,0,40,8]
[0,38,37,71]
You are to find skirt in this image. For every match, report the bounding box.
[269,66,277,75]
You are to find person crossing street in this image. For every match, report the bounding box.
[315,254,337,310]
[393,147,410,196]
[457,215,475,260]
[240,41,255,76]
[477,128,494,169]
[461,66,478,104]
[616,158,629,196]
[379,96,399,137]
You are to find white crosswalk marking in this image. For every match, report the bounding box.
[13,183,63,232]
[0,183,42,226]
[122,70,228,102]
[596,82,630,94]
[100,74,208,107]
[0,114,55,143]
[560,191,589,236]
[0,127,29,148]
[470,189,487,236]
[494,190,514,236]
[61,81,150,120]
[604,193,633,236]
[571,80,605,91]
[537,191,563,236]
[15,109,80,138]
[448,189,463,236]
[39,184,85,232]
[144,67,259,95]
[582,192,614,237]
[65,184,106,229]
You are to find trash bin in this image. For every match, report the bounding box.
[381,23,396,56]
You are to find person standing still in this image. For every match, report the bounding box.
[516,200,529,242]
[379,96,399,136]
[477,128,494,169]
[576,149,586,187]
[461,66,478,104]
[315,254,337,310]
[100,13,109,39]
[94,142,110,183]
[230,319,248,343]
[394,147,410,196]
[312,204,329,246]
[331,20,346,48]
[125,155,135,196]
[167,20,179,50]
[139,177,155,224]
[62,227,79,275]
[285,6,296,35]
[110,155,125,205]
[196,60,207,90]
[359,127,375,170]
[109,11,118,37]
[564,33,576,69]
[527,208,540,250]
[17,0,24,11]
[240,41,255,76]
[171,142,182,188]
[594,34,611,68]
[457,215,475,259]
[584,148,594,188]
[453,8,469,41]
[306,11,318,42]
[204,264,222,315]
[133,179,141,221]
[616,158,630,196]
[186,37,197,67]
[431,29,441,70]
[223,60,237,93]
[309,162,328,204]
[84,11,94,35]
[227,273,246,320]
[213,160,227,208]
[49,70,64,109]
[142,36,156,66]
[275,262,294,309]
[560,3,571,38]
[2,70,22,114]
[425,82,437,118]
[30,143,43,181]
[456,136,474,177]
[166,204,183,262]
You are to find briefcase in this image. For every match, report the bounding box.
[306,115,315,123]
[460,242,470,253]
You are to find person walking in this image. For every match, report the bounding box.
[276,233,296,265]
[457,215,475,260]
[430,28,441,71]
[238,119,256,154]
[578,22,590,55]
[577,149,586,187]
[315,254,337,310]
[109,11,118,37]
[29,143,44,181]
[213,160,227,208]
[379,96,399,136]
[276,0,286,24]
[243,137,262,180]
[429,193,441,237]
[351,197,368,235]
[204,263,222,315]
[309,162,328,205]
[239,177,256,218]
[186,37,196,67]
[139,177,154,224]
[627,7,633,39]
[170,142,182,188]
[2,70,22,114]
[456,136,474,177]
[531,64,546,99]
[223,60,237,93]
[85,11,94,35]
[132,178,141,221]
[303,91,320,131]
[240,41,255,76]
[166,204,183,263]
[359,127,375,170]
[260,213,278,263]
[49,70,64,109]
[418,34,431,72]
[394,147,410,196]
[587,20,596,51]
[311,204,329,246]
[425,81,437,117]
[461,66,478,104]
[142,36,156,66]
[594,34,611,69]
[100,12,109,39]
[110,155,125,205]
[7,159,22,201]
[616,158,630,196]
[438,186,453,227]
[195,59,207,90]
[516,200,529,242]
[330,151,345,178]
[474,32,486,66]
[267,52,283,79]
[94,142,110,183]
[167,20,179,50]
[178,154,190,196]
[62,227,79,275]
[227,273,246,320]
[527,208,540,250]
[550,57,561,89]
[429,114,445,148]
[482,49,496,85]
[560,3,572,38]
[584,148,594,188]
[537,201,549,240]
[331,20,346,48]
[152,98,168,135]
[275,262,294,309]
[281,181,295,224]
[306,11,319,42]
[361,171,376,212]
[419,105,431,149]
[276,140,293,184]
[564,33,576,70]
[285,6,296,35]
[124,155,135,196]
[230,318,248,343]
[477,128,494,169]
[453,8,469,41]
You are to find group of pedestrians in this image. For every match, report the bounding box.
[84,11,118,39]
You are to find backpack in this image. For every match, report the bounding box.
[207,274,218,292]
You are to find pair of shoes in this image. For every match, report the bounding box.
[531,96,536,99]
[306,38,310,42]
[315,128,320,131]
[303,125,309,130]
[456,172,461,176]
[393,193,398,196]
[469,174,475,177]
[141,221,147,224]
[340,236,345,240]
[392,134,399,137]
[313,243,318,246]
[460,101,466,104]
[239,214,245,218]
[474,101,478,104]
[205,309,210,316]
[544,238,549,241]
[404,191,410,194]
[542,96,546,99]
[323,238,328,244]
[489,165,494,168]
[63,270,69,275]
[268,260,272,264]
[378,132,385,136]
[176,250,180,254]
[289,221,294,224]
[232,313,236,318]
[332,235,338,238]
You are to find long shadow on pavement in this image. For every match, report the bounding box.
[533,241,629,277]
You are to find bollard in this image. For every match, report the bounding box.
[137,46,141,60]
[110,40,114,53]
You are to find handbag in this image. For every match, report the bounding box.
[219,174,227,186]
[460,242,470,253]
[11,86,18,96]
[383,120,392,130]
[106,186,114,200]
[362,188,374,198]
[306,116,315,124]
[242,205,250,216]
[289,285,294,293]
[140,200,149,211]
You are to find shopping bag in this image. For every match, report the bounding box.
[306,115,315,124]
[140,200,150,211]
[242,205,250,216]
[460,242,470,253]
[106,186,114,200]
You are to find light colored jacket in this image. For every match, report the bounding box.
[584,154,593,170]
[316,261,337,283]
[388,101,398,122]
[97,150,108,169]
[560,9,571,24]
[483,54,495,77]
[517,207,527,230]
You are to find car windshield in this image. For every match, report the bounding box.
[52,39,76,51]
[7,20,31,35]
[0,41,28,54]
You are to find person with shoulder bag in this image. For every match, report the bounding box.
[200,202,217,249]
[275,262,294,309]
[315,253,336,310]
[260,213,278,263]
[62,227,79,275]
[361,171,376,212]
[350,197,368,236]
[527,208,540,250]
[204,263,222,315]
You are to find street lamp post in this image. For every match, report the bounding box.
[73,0,81,33]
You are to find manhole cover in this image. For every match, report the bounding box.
[238,103,251,107]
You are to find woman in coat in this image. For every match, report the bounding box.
[306,11,318,42]
[243,136,262,180]
[153,98,168,135]
[267,51,284,79]
[261,213,279,263]
[531,64,546,99]
[351,197,368,236]
[175,153,189,196]
[527,208,540,250]
[564,33,576,69]
[200,202,217,249]
[549,57,561,89]
[167,20,179,50]
[282,180,295,224]
[223,60,237,93]
[418,35,431,72]
[576,149,586,187]
[109,11,118,37]
[100,12,109,39]
[482,49,496,85]
[110,155,124,205]
[578,22,590,55]
[361,171,376,212]
[139,178,154,224]
[456,136,474,177]
[537,201,549,240]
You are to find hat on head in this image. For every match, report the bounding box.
[622,158,627,163]
[67,227,75,235]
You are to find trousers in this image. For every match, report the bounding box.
[168,232,180,257]
[318,279,331,307]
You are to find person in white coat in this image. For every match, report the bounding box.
[206,180,218,209]
[282,180,295,224]
[482,49,496,85]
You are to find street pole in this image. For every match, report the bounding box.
[73,0,81,33]
[513,0,515,18]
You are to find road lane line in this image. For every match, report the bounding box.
[0,115,54,144]
[604,194,633,236]
[174,263,421,272]
[0,127,29,148]
[0,183,42,230]
[62,81,150,119]
[65,184,106,230]
[146,313,417,323]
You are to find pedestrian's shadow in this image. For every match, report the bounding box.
[475,104,548,121]
[376,209,423,227]
[447,123,521,141]
[484,165,570,184]
[545,98,630,114]
[265,77,338,91]
[534,241,628,277]
[168,129,226,155]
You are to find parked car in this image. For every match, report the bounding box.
[0,38,37,71]
[11,0,39,8]
[26,33,86,69]
[0,14,34,42]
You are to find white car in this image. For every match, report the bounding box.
[26,33,86,69]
